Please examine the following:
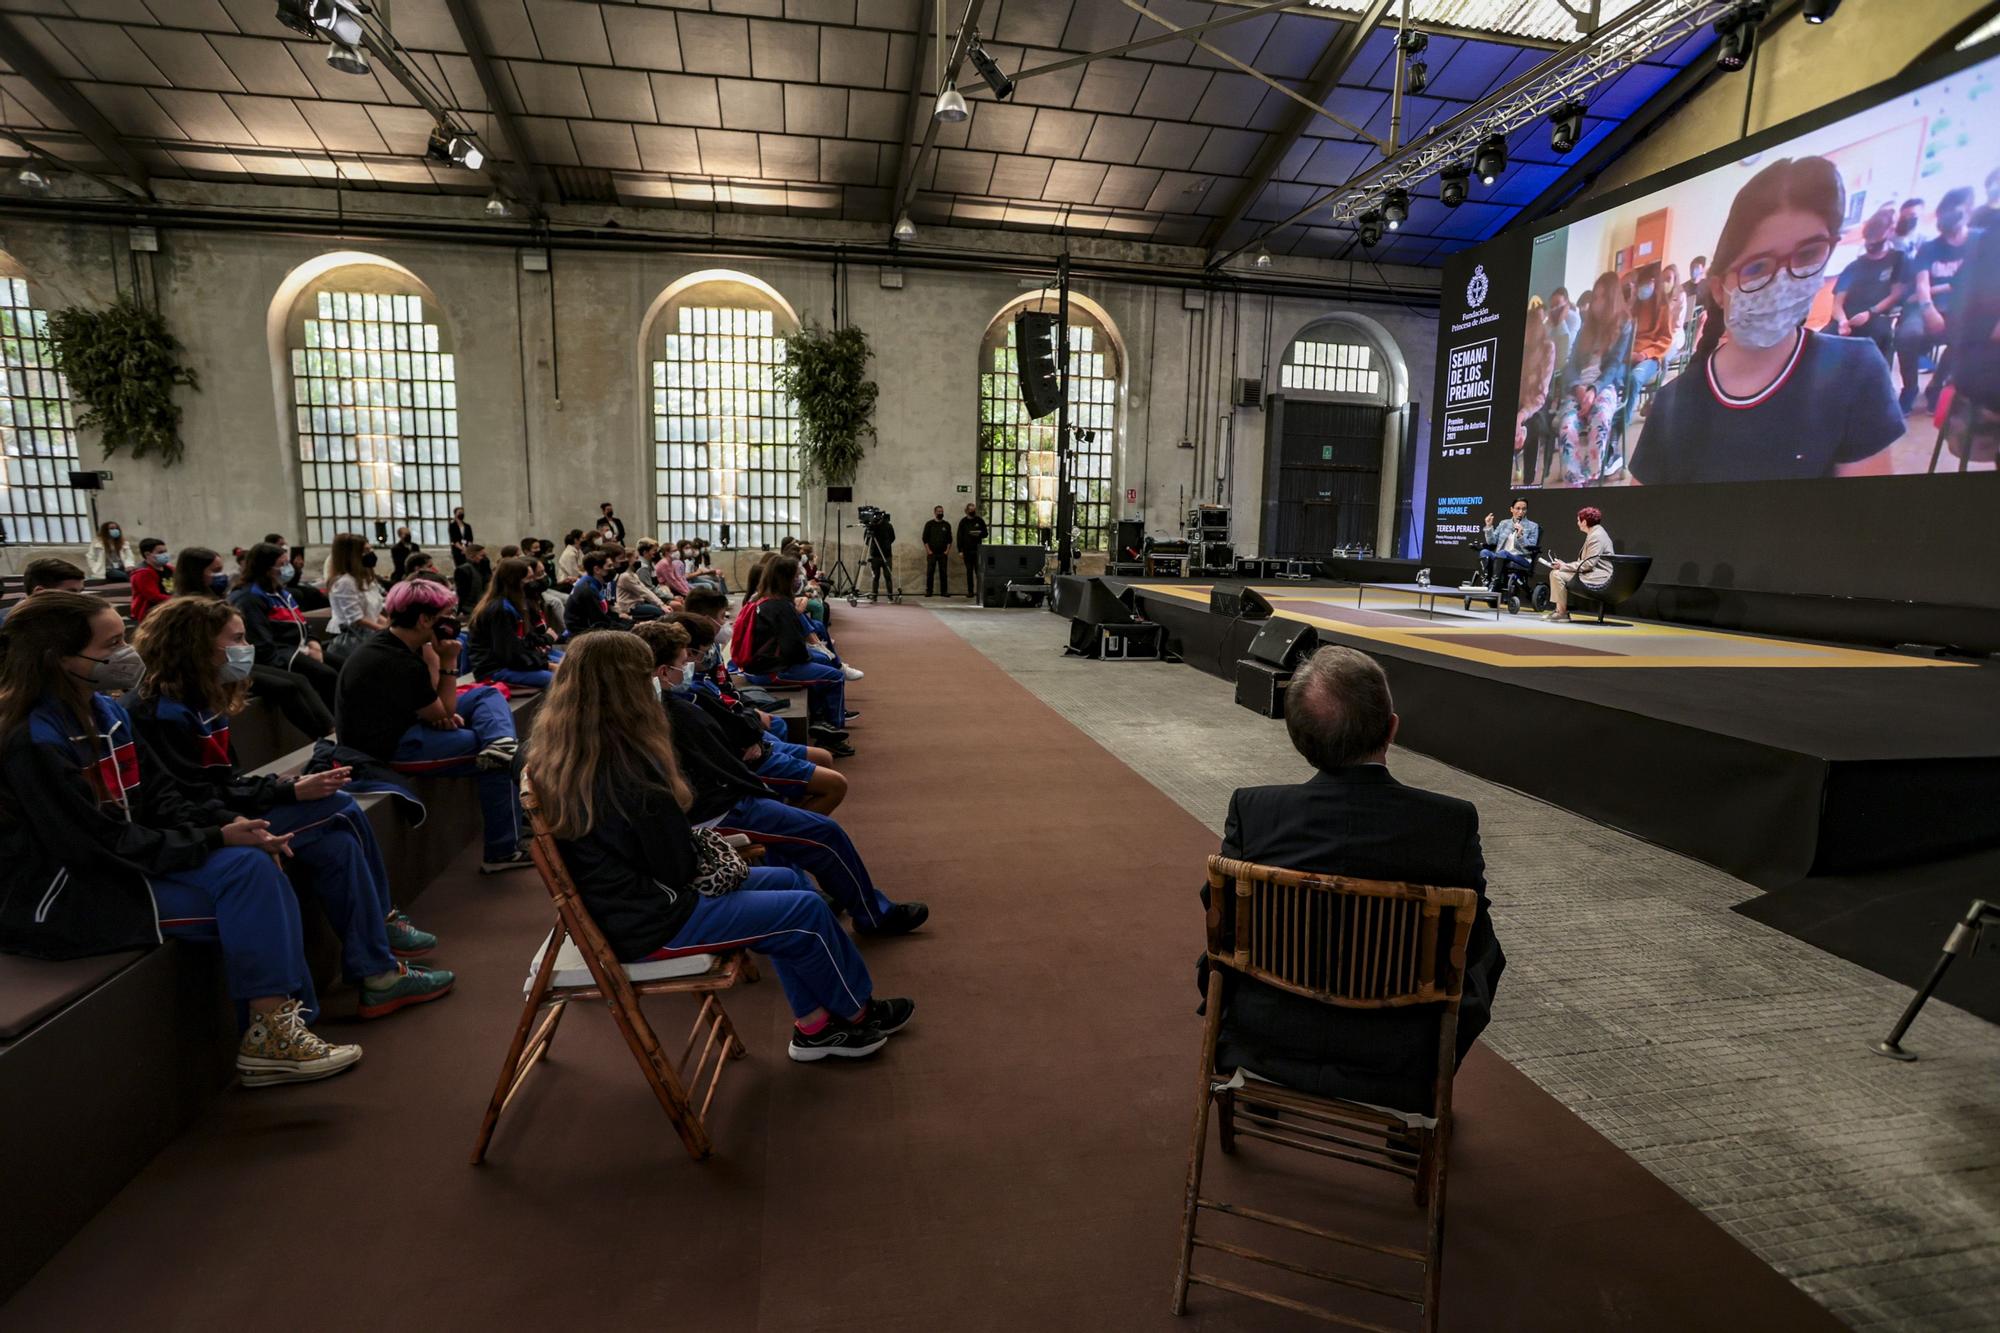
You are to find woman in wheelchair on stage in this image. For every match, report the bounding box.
[522,631,912,1063]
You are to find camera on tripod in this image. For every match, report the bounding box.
[857,505,891,530]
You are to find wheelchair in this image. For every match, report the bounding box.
[1463,543,1541,615]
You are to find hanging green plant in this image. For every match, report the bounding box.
[47,295,201,465]
[774,322,877,487]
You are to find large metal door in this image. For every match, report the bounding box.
[1268,399,1385,557]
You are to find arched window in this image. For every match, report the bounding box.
[0,260,84,544]
[649,275,799,549]
[286,267,460,547]
[977,297,1121,551]
[1279,324,1388,402]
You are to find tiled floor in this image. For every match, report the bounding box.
[926,599,2000,1333]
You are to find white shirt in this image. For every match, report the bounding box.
[328,573,384,632]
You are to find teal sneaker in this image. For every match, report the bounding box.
[384,910,437,959]
[357,963,456,1020]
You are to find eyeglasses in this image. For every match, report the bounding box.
[1729,236,1835,293]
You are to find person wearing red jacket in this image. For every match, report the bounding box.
[129,538,174,623]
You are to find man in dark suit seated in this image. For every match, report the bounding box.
[1202,646,1505,1111]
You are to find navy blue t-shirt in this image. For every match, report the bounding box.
[1630,331,1903,485]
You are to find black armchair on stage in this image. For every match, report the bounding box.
[1568,554,1654,624]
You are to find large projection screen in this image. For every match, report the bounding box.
[1423,39,2000,608]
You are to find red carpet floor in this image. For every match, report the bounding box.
[3,605,1840,1331]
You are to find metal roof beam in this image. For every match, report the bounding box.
[0,12,152,200]
[1199,0,1396,259]
[889,0,988,240]
[439,0,548,211]
[884,0,934,229]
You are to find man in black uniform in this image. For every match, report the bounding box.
[921,505,953,597]
[598,501,626,545]
[955,502,987,602]
[389,526,419,584]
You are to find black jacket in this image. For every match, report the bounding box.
[922,518,953,553]
[468,600,551,678]
[0,693,229,960]
[554,778,698,961]
[230,585,314,671]
[453,559,489,613]
[129,694,296,815]
[390,539,418,582]
[743,596,809,674]
[956,514,988,549]
[664,693,768,823]
[1202,765,1505,1113]
[564,575,620,636]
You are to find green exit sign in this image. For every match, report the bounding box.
[1320,445,1333,461]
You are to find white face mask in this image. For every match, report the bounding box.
[680,662,697,683]
[220,643,256,683]
[1726,269,1819,349]
[651,675,665,700]
[78,645,145,693]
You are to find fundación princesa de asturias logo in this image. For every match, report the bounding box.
[1466,263,1489,310]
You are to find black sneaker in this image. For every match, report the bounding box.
[855,901,928,936]
[809,724,849,743]
[825,738,857,759]
[866,997,915,1034]
[787,1015,889,1063]
[480,849,535,875]
[838,711,860,725]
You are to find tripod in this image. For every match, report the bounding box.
[820,501,860,601]
[861,528,900,605]
[1871,898,1998,1060]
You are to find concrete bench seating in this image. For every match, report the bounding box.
[0,689,541,1303]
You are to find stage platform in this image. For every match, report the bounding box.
[1108,577,2000,889]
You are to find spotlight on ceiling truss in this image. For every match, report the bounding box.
[1382,187,1409,231]
[1357,210,1385,248]
[426,125,486,172]
[1549,99,1588,155]
[967,32,1014,100]
[1438,163,1470,208]
[1803,0,1842,21]
[1473,135,1507,186]
[1715,1,1770,71]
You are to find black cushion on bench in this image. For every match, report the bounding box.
[0,951,146,1041]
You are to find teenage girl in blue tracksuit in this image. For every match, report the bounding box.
[468,557,562,690]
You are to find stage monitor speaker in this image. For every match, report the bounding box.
[1014,311,1063,419]
[1246,617,1315,668]
[1055,576,1136,627]
[1235,659,1289,718]
[1209,586,1272,620]
[825,485,854,503]
[1115,518,1145,562]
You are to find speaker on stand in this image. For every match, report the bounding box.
[1015,310,1063,420]
[1235,617,1318,718]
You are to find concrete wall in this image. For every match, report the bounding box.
[0,211,1438,587]
[1579,0,1992,204]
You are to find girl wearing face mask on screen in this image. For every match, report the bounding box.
[1632,156,1903,485]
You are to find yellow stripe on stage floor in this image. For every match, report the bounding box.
[1131,584,1959,670]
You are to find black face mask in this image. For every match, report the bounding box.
[361,551,379,569]
[433,615,461,641]
[1897,215,1919,236]
[525,579,547,598]
[1940,208,1967,234]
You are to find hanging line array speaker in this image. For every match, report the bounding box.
[1015,310,1063,420]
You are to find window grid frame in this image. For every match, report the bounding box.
[1280,338,1384,398]
[291,289,462,548]
[0,276,85,546]
[978,320,1118,552]
[651,303,800,551]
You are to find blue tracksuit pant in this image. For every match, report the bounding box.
[715,796,893,928]
[389,684,521,860]
[262,793,398,982]
[660,866,873,1018]
[747,662,847,728]
[154,846,316,1025]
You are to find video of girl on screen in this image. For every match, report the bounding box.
[1513,58,2000,488]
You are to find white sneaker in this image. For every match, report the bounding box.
[237,999,363,1088]
[841,664,864,681]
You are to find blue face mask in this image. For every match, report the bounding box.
[209,573,230,593]
[1636,283,1656,300]
[280,564,297,585]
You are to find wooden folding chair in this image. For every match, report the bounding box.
[1172,856,1480,1333]
[470,779,757,1165]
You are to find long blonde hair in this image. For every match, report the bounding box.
[522,630,690,838]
